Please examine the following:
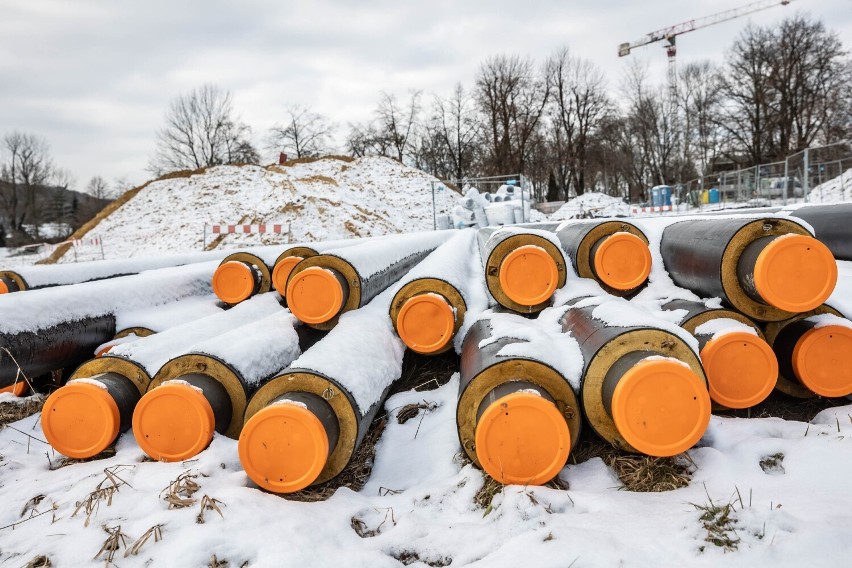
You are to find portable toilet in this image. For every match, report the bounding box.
[651,186,661,207]
[709,188,720,203]
[660,186,672,206]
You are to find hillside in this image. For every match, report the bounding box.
[54,157,458,262]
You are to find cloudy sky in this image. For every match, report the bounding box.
[1,0,850,192]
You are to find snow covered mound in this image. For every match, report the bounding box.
[549,192,629,220]
[808,168,852,203]
[57,157,458,262]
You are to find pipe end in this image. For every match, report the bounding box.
[287,267,345,324]
[212,261,257,304]
[474,392,570,486]
[754,235,837,313]
[700,332,778,409]
[238,403,330,493]
[793,325,852,397]
[611,359,710,457]
[132,382,215,462]
[272,256,304,297]
[42,382,120,459]
[396,294,455,354]
[498,245,559,307]
[0,381,28,397]
[593,232,652,291]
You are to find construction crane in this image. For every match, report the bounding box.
[618,0,793,111]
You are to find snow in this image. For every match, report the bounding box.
[67,377,109,390]
[694,318,759,340]
[807,168,852,203]
[290,286,405,414]
[0,261,218,335]
[549,192,630,220]
[59,157,460,261]
[805,313,852,331]
[325,230,453,281]
[162,379,204,395]
[105,293,283,377]
[828,261,852,318]
[114,294,223,333]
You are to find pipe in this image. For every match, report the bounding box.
[239,287,405,493]
[286,231,453,330]
[788,204,852,261]
[553,220,652,296]
[389,230,488,355]
[457,317,582,485]
[561,300,711,456]
[132,309,304,462]
[661,300,777,409]
[39,293,283,459]
[477,225,567,313]
[660,217,837,321]
[763,306,852,398]
[0,261,219,388]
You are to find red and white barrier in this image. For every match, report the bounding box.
[209,224,289,235]
[630,205,674,215]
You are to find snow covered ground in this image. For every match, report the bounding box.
[808,168,852,203]
[550,192,630,220]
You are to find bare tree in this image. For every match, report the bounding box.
[0,131,56,236]
[375,90,422,162]
[345,121,393,158]
[678,61,725,176]
[148,84,259,175]
[86,176,113,201]
[267,104,335,159]
[426,83,481,180]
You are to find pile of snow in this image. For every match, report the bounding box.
[808,168,852,203]
[549,192,630,220]
[56,157,459,262]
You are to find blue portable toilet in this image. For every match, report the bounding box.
[660,186,672,206]
[651,186,661,207]
[709,188,720,203]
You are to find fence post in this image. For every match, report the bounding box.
[783,157,789,206]
[803,147,810,203]
[202,224,207,249]
[431,181,437,231]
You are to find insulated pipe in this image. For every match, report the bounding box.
[477,225,567,313]
[389,230,488,355]
[553,220,652,296]
[660,218,837,321]
[457,317,582,485]
[286,231,453,330]
[0,250,235,294]
[763,306,852,398]
[0,261,219,388]
[562,301,711,456]
[661,300,777,409]
[270,239,372,299]
[40,293,283,459]
[132,309,304,461]
[788,204,852,262]
[239,289,405,494]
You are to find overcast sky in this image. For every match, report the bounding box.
[1,0,850,192]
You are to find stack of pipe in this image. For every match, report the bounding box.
[286,231,453,330]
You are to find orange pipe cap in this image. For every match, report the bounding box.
[272,256,304,297]
[792,325,852,397]
[611,359,710,457]
[132,382,215,462]
[475,392,570,485]
[498,245,559,306]
[0,381,28,397]
[700,332,778,409]
[0,280,8,294]
[286,267,345,324]
[396,294,455,354]
[753,235,837,313]
[593,233,652,291]
[212,261,256,304]
[238,402,329,493]
[42,382,120,459]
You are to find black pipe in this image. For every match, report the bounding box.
[179,373,234,435]
[789,204,852,261]
[96,372,142,433]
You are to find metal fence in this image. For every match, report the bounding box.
[430,173,529,229]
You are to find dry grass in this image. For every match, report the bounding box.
[207,555,249,568]
[72,465,135,527]
[161,470,201,509]
[94,524,130,564]
[692,486,741,552]
[716,390,848,423]
[0,395,44,428]
[196,495,225,524]
[474,475,503,513]
[22,555,52,567]
[124,524,163,558]
[603,453,694,493]
[50,445,117,470]
[272,155,354,168]
[296,175,338,185]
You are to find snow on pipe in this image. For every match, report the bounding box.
[552,220,653,297]
[660,300,777,409]
[388,230,489,355]
[562,298,711,457]
[239,288,405,494]
[132,308,308,462]
[285,230,454,330]
[457,315,582,486]
[762,305,852,398]
[0,250,233,294]
[0,261,219,389]
[660,217,837,322]
[40,293,284,459]
[788,204,852,262]
[477,225,568,313]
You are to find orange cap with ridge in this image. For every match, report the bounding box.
[42,382,120,459]
[0,280,8,294]
[132,382,216,462]
[0,381,27,397]
[498,245,559,306]
[238,402,330,493]
[212,261,257,304]
[396,294,455,354]
[753,235,836,312]
[700,331,778,409]
[792,325,852,397]
[593,233,652,291]
[611,358,710,457]
[286,267,346,324]
[475,391,570,485]
[272,256,304,297]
